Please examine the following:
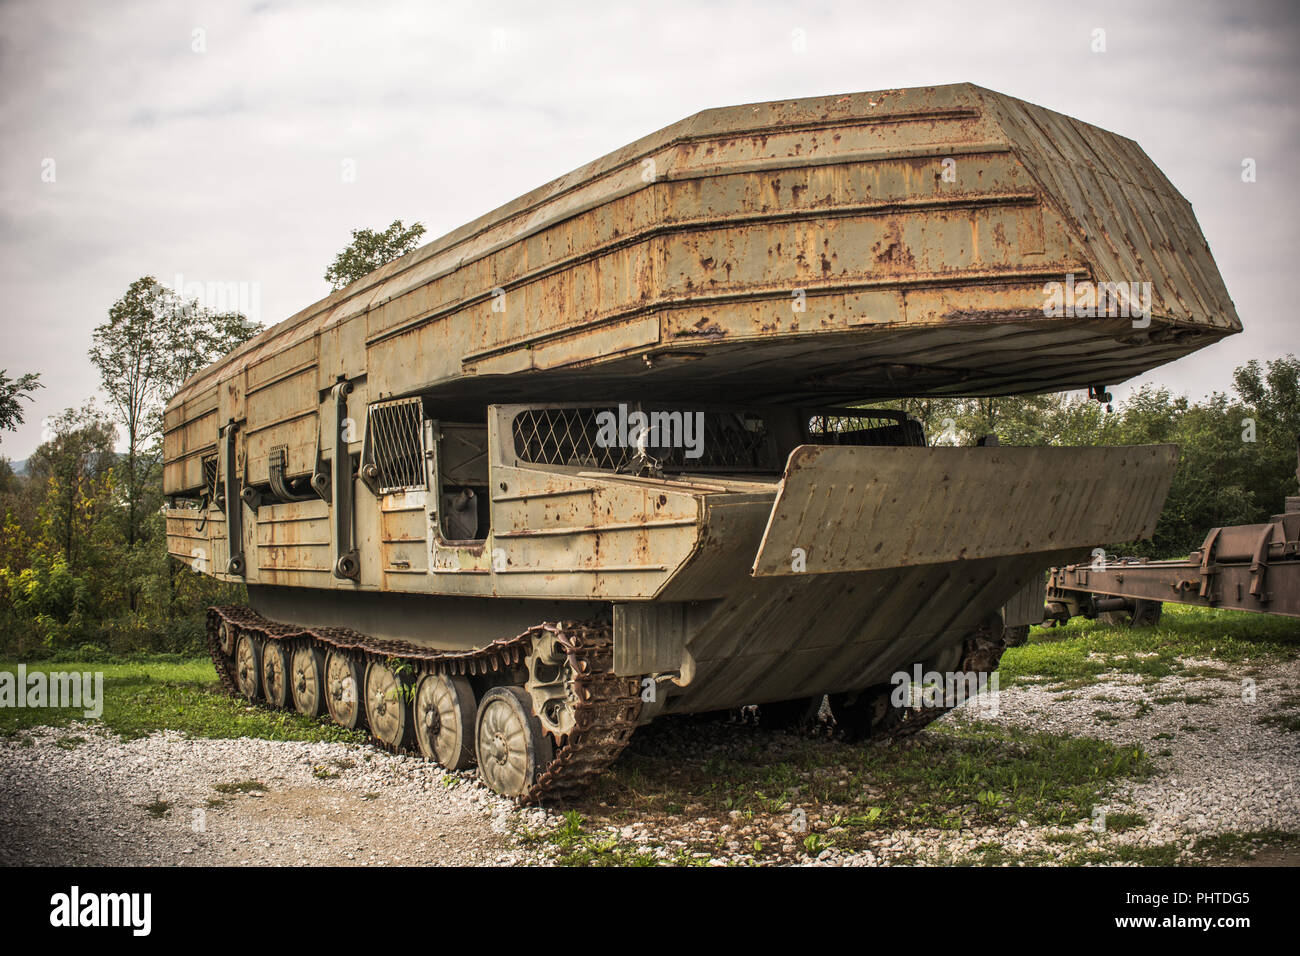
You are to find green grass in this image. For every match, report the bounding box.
[957,827,1300,867]
[213,780,267,795]
[1063,829,1300,867]
[1258,712,1300,733]
[556,717,1153,863]
[1100,811,1146,832]
[141,798,173,819]
[1000,604,1300,690]
[6,605,1298,868]
[0,657,365,744]
[518,810,673,867]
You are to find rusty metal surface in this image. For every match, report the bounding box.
[752,444,1178,576]
[1048,505,1300,619]
[156,84,1229,736]
[1050,559,1300,618]
[163,83,1238,498]
[666,549,1078,713]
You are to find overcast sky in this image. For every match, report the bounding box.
[1,0,1296,459]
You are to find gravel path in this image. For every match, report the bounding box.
[923,657,1299,863]
[825,656,1300,865]
[0,729,538,866]
[1,656,1296,866]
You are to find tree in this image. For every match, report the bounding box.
[324,220,427,290]
[24,404,117,571]
[862,392,1113,447]
[1233,355,1300,508]
[0,369,41,441]
[89,277,262,608]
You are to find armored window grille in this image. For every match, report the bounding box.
[663,411,778,471]
[807,411,926,448]
[512,407,626,470]
[511,408,782,473]
[364,398,427,492]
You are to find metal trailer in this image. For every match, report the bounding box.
[1046,444,1300,626]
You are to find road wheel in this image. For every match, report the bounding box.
[365,661,411,750]
[827,685,903,742]
[290,644,324,717]
[759,696,823,731]
[324,650,365,730]
[1003,624,1031,647]
[217,620,237,658]
[234,633,261,701]
[1131,600,1163,627]
[1100,599,1164,628]
[476,686,553,799]
[261,640,289,708]
[414,673,476,770]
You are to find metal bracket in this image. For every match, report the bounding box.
[310,415,331,501]
[331,382,359,580]
[269,447,316,502]
[222,420,245,576]
[1198,527,1222,600]
[1248,523,1273,601]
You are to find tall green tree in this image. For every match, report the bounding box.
[24,404,117,571]
[0,369,41,441]
[324,219,426,290]
[89,277,262,607]
[1233,355,1300,507]
[1,405,120,653]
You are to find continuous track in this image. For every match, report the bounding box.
[206,605,641,804]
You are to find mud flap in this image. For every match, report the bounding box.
[752,444,1178,577]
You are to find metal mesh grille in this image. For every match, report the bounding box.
[366,399,426,491]
[511,408,781,473]
[807,411,926,447]
[513,407,626,470]
[672,412,776,470]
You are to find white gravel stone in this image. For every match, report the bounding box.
[0,726,547,866]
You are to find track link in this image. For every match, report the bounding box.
[206,605,640,804]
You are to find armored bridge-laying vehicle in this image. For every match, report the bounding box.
[164,84,1238,800]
